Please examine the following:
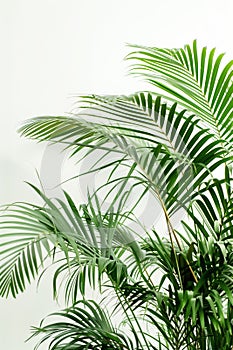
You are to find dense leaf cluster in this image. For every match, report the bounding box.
[1,41,233,349]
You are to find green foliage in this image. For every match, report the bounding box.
[29,300,135,350]
[1,40,233,349]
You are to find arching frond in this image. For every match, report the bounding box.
[0,201,56,297]
[18,93,229,219]
[127,40,233,149]
[0,183,141,300]
[30,300,136,350]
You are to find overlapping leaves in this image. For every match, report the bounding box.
[30,300,135,350]
[127,40,233,149]
[1,40,233,350]
[18,93,228,218]
[0,184,134,299]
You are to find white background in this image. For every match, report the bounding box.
[1,0,233,349]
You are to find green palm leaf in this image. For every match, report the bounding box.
[0,183,138,299]
[187,166,233,240]
[18,93,228,218]
[0,202,56,297]
[127,40,233,148]
[30,300,135,350]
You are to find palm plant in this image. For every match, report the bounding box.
[1,40,233,349]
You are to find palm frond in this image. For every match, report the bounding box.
[18,93,229,218]
[0,182,144,300]
[0,201,56,297]
[30,300,136,350]
[127,40,233,149]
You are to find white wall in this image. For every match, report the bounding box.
[1,0,233,349]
